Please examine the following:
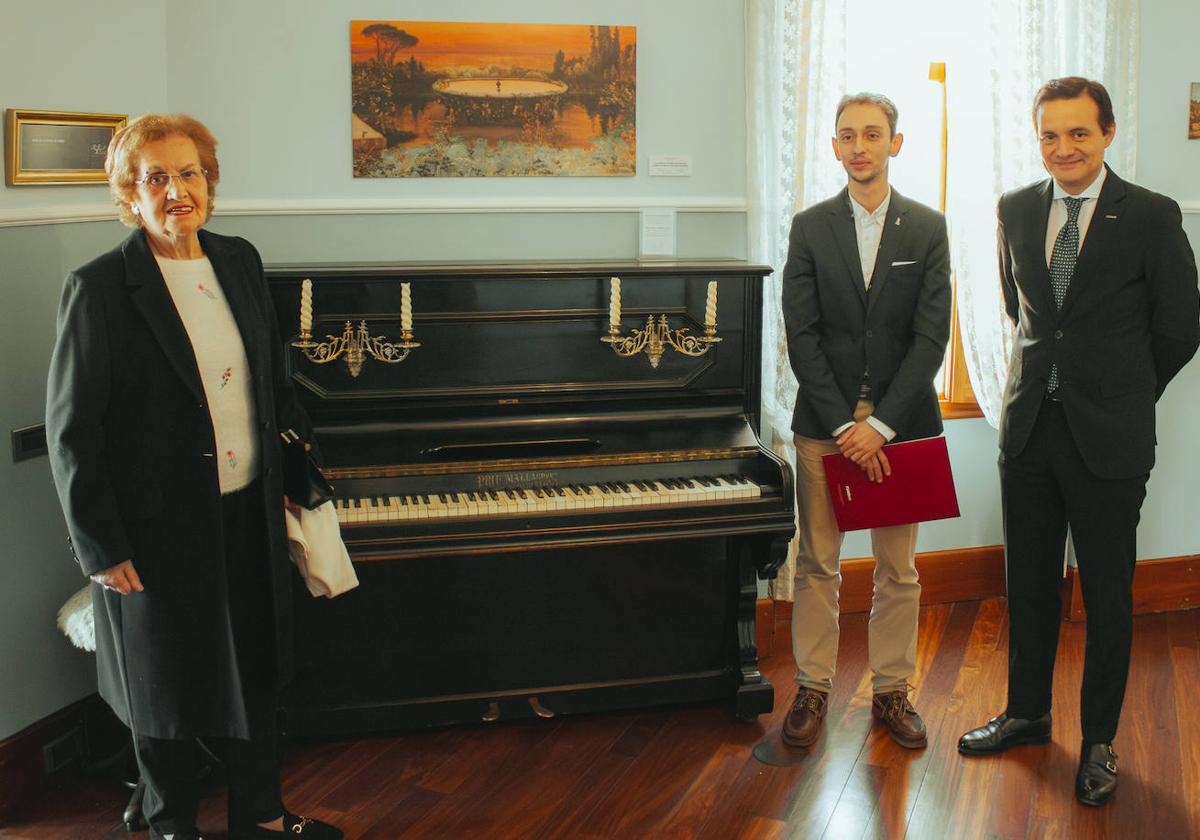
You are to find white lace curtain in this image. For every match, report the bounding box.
[746,0,1139,600]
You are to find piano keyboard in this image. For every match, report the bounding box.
[334,475,763,525]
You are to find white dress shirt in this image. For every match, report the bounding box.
[1045,166,1106,264]
[834,190,896,440]
[850,189,891,287]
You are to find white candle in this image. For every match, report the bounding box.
[400,282,412,332]
[299,278,313,334]
[705,280,717,328]
[609,276,621,329]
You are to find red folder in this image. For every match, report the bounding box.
[821,436,960,532]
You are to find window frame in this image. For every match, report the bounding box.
[929,62,981,420]
[939,282,983,419]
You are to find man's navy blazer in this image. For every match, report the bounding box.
[997,166,1200,479]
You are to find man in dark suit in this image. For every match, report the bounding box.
[780,93,951,749]
[958,77,1200,806]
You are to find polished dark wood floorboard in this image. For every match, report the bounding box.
[6,599,1199,839]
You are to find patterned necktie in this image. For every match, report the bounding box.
[1046,197,1085,394]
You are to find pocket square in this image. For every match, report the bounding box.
[891,260,918,267]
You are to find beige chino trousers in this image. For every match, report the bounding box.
[790,400,920,694]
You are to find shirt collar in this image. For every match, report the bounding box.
[1052,166,1106,203]
[848,188,891,225]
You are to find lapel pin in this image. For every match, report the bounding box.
[895,217,902,226]
[1105,214,1118,219]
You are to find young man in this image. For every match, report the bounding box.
[780,93,951,749]
[958,77,1199,806]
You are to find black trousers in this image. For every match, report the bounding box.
[133,480,284,835]
[1000,400,1147,745]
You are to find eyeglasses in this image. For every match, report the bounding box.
[134,168,207,191]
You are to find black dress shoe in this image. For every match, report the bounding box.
[958,712,1052,754]
[230,811,342,840]
[1076,742,1118,806]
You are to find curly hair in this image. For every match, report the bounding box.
[105,113,220,228]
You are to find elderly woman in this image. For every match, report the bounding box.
[45,114,341,840]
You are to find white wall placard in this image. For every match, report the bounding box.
[639,207,677,257]
[648,155,693,177]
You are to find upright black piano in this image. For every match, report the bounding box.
[265,260,794,736]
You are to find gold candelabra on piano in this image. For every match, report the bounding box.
[291,278,420,378]
[600,276,721,368]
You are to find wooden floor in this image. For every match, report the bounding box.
[6,598,1200,839]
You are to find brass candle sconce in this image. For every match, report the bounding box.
[600,276,721,368]
[291,278,420,378]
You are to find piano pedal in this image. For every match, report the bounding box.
[527,696,555,719]
[482,701,501,722]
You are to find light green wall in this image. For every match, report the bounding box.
[203,211,747,264]
[1132,0,1200,562]
[0,1,169,741]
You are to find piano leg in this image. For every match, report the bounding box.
[733,541,774,723]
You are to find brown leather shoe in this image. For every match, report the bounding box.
[782,687,828,747]
[872,689,927,748]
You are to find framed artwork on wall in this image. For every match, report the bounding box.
[5,109,126,185]
[1189,83,1199,140]
[350,20,636,177]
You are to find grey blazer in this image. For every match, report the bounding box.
[781,187,952,441]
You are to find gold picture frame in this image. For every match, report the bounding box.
[5,109,126,185]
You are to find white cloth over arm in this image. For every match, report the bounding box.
[284,502,359,598]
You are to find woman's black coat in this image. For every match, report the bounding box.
[46,228,311,740]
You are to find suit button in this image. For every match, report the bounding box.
[865,330,873,339]
[1054,330,1063,339]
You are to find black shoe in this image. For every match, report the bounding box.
[230,811,343,840]
[1076,743,1118,806]
[958,712,1052,754]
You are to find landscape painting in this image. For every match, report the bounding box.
[1190,82,1200,140]
[350,21,636,177]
